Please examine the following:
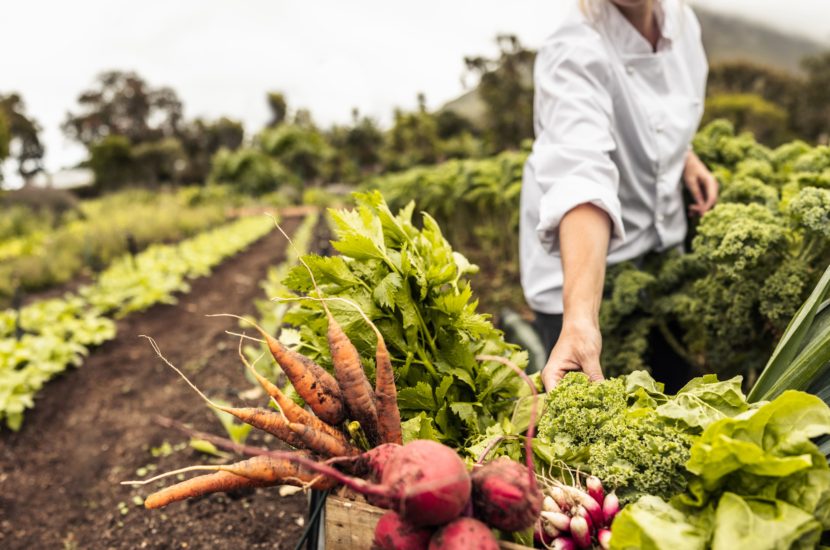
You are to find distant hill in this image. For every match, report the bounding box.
[441,6,828,124]
[696,7,826,73]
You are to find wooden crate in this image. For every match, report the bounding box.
[323,495,532,550]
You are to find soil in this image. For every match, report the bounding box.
[0,215,316,550]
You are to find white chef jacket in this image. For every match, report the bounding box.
[520,0,708,314]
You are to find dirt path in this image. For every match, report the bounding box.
[0,216,312,550]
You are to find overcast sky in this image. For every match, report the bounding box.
[1,0,829,183]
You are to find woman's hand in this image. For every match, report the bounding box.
[541,318,604,391]
[683,151,719,216]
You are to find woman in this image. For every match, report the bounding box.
[519,0,718,390]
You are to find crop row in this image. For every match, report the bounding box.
[0,216,274,430]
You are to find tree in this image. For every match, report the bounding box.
[267,92,288,128]
[63,70,183,147]
[464,34,535,152]
[0,110,9,163]
[88,135,135,190]
[179,117,244,183]
[382,94,441,171]
[0,93,45,182]
[259,123,332,184]
[209,147,297,196]
[132,137,186,185]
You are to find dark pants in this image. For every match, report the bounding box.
[532,309,691,392]
[533,311,563,358]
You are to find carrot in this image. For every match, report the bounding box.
[373,336,402,445]
[273,223,381,446]
[208,314,346,426]
[143,335,340,454]
[235,339,349,446]
[326,311,381,446]
[143,471,267,509]
[276,295,402,446]
[288,420,360,457]
[132,454,337,509]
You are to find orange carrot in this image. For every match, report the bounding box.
[139,455,336,509]
[144,471,266,509]
[209,314,345,426]
[277,296,402,446]
[325,311,381,446]
[143,336,317,451]
[374,337,403,445]
[288,420,360,457]
[273,223,382,447]
[236,338,348,444]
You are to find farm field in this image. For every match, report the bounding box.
[3,3,830,547]
[0,216,311,549]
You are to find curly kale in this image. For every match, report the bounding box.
[692,203,788,279]
[789,187,830,242]
[598,123,830,382]
[719,177,779,210]
[538,373,692,503]
[599,265,658,375]
[771,139,811,173]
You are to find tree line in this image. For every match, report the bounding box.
[2,36,829,195]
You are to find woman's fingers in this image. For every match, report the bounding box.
[703,173,719,211]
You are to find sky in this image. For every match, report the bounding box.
[1,0,829,183]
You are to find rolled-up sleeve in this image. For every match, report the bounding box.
[530,39,626,254]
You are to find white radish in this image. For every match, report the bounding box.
[598,528,612,549]
[603,491,620,526]
[541,511,572,532]
[570,516,592,549]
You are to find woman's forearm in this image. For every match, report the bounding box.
[559,203,612,328]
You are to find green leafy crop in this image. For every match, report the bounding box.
[282,191,526,449]
[538,372,702,504]
[601,121,830,380]
[611,391,830,550]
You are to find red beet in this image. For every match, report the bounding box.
[372,511,432,550]
[380,439,471,526]
[269,440,471,527]
[428,517,499,550]
[471,457,543,532]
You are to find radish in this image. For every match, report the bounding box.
[372,511,432,550]
[565,485,604,527]
[543,495,561,513]
[550,486,571,512]
[602,491,620,526]
[428,517,498,550]
[552,537,576,550]
[570,515,591,549]
[471,457,543,532]
[598,528,612,549]
[586,475,604,505]
[541,511,571,532]
[535,519,558,544]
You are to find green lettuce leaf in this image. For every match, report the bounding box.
[610,496,710,550]
[710,493,821,550]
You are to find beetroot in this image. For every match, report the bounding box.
[471,457,543,532]
[428,517,499,550]
[265,440,471,527]
[379,439,471,526]
[372,511,432,550]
